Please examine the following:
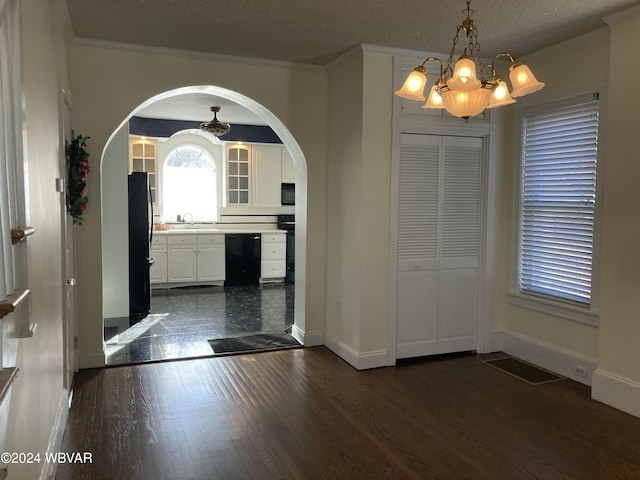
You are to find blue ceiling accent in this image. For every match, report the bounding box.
[129,116,282,144]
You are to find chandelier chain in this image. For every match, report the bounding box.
[471,26,486,79]
[446,26,462,71]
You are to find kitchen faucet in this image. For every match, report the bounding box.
[181,212,194,228]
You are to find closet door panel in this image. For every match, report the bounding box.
[395,134,440,359]
[395,134,482,359]
[438,136,481,353]
[438,266,478,353]
[396,269,438,358]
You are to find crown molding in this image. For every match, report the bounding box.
[71,37,325,72]
[328,43,448,70]
[604,4,640,26]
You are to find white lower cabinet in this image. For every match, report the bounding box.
[196,234,225,281]
[161,233,226,284]
[150,235,168,284]
[167,237,198,282]
[155,231,286,285]
[261,232,286,280]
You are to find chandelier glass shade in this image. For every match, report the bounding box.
[200,106,231,136]
[394,0,545,120]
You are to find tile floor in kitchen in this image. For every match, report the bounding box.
[104,283,294,365]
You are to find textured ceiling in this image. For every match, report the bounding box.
[65,0,638,64]
[64,0,639,124]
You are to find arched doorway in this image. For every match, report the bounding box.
[100,86,307,363]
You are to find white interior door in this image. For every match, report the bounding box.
[395,134,482,359]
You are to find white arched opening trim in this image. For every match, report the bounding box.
[101,85,308,344]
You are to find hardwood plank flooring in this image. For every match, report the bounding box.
[57,348,640,480]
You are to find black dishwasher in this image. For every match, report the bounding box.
[224,234,262,286]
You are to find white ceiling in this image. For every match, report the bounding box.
[64,0,639,125]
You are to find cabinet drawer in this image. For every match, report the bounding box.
[262,233,286,244]
[167,234,196,245]
[197,234,225,246]
[261,243,286,260]
[262,260,286,278]
[152,235,167,245]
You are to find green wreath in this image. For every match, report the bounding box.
[66,135,90,225]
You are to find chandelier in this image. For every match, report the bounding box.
[395,0,545,120]
[200,106,231,136]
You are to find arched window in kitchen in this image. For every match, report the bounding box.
[162,145,217,222]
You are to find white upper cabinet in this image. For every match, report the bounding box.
[252,145,282,208]
[224,143,292,213]
[226,144,251,206]
[281,148,295,183]
[130,138,158,203]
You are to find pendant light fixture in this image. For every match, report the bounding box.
[395,0,545,120]
[200,106,231,136]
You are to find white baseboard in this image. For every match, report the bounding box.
[291,325,324,347]
[489,331,505,352]
[324,335,387,370]
[78,352,106,369]
[40,391,70,480]
[592,369,640,418]
[501,330,597,386]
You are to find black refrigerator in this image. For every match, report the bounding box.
[128,172,153,319]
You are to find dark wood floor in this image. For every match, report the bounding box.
[57,347,640,480]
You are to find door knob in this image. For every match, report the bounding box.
[67,278,77,286]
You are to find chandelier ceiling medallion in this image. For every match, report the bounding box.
[395,0,545,120]
[200,106,231,136]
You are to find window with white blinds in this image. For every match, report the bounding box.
[519,99,599,306]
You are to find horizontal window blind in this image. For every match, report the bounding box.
[519,99,599,305]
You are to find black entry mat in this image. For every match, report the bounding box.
[482,356,566,385]
[208,333,301,355]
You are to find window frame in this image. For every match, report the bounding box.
[509,91,605,326]
[153,131,223,224]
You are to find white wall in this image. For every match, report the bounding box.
[325,48,393,369]
[492,12,640,416]
[326,49,364,357]
[593,7,640,416]
[68,43,328,367]
[102,123,129,319]
[493,28,609,360]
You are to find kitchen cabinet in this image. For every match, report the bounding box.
[261,232,286,280]
[130,138,158,203]
[165,233,225,283]
[196,234,225,281]
[227,145,251,205]
[282,148,295,183]
[150,235,167,284]
[225,143,290,211]
[167,235,198,282]
[253,145,282,207]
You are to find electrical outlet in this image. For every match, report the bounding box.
[574,365,587,378]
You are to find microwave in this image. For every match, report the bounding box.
[281,183,295,205]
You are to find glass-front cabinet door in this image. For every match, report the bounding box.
[130,138,157,203]
[227,145,250,205]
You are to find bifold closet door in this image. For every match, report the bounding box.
[396,134,482,359]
